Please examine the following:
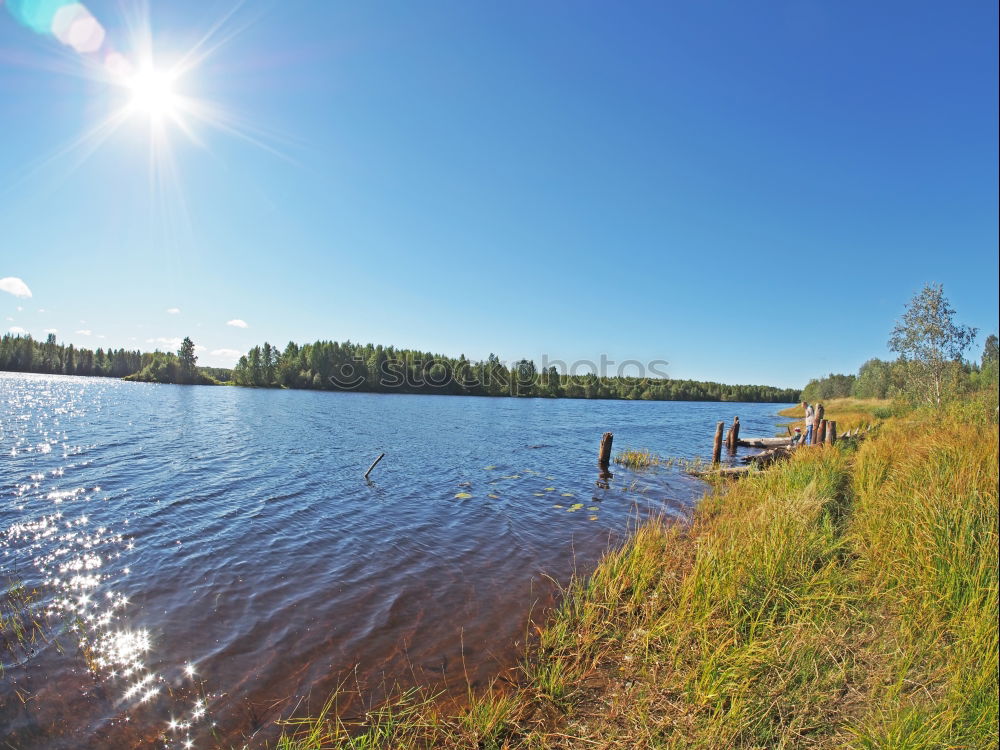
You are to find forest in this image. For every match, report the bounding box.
[0,332,800,402]
[227,339,801,402]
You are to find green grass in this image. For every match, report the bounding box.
[271,396,998,748]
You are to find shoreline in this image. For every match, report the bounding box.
[270,394,998,748]
[1,367,801,404]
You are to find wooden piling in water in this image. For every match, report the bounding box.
[712,421,725,464]
[725,416,740,452]
[826,421,837,445]
[598,432,614,467]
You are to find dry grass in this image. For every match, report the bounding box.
[779,398,896,434]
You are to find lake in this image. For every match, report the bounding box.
[0,372,792,748]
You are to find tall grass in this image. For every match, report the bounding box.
[271,397,998,748]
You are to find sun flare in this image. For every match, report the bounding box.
[126,66,179,121]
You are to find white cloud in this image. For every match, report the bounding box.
[38,308,46,313]
[226,319,249,328]
[76,329,92,336]
[44,328,58,334]
[145,336,183,349]
[9,326,28,335]
[210,348,242,358]
[166,307,181,314]
[0,277,32,298]
[5,317,12,322]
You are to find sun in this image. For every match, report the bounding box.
[126,66,180,121]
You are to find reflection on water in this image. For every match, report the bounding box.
[1,372,791,747]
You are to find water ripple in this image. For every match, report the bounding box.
[1,371,791,747]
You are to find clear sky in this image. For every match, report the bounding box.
[1,0,997,389]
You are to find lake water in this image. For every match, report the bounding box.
[0,372,792,748]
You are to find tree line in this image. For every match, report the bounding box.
[1,331,802,402]
[229,339,800,402]
[0,332,228,384]
[0,333,145,378]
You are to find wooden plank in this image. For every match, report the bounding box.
[737,436,793,448]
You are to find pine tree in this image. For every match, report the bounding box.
[178,337,198,384]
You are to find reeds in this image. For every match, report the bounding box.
[614,449,708,474]
[1,578,45,676]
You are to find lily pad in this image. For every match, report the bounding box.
[454,492,472,499]
[488,493,500,499]
[561,493,574,497]
[544,487,556,491]
[553,504,564,509]
[589,515,599,521]
[569,503,584,510]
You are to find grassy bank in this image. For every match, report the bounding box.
[274,396,998,749]
[777,398,898,434]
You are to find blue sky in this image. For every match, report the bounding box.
[1,0,997,388]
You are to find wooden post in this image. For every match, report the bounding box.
[818,419,828,444]
[725,416,740,451]
[812,404,824,445]
[598,432,613,467]
[826,421,837,445]
[712,421,724,464]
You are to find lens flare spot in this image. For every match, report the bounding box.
[52,3,105,53]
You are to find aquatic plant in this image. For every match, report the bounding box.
[0,578,45,675]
